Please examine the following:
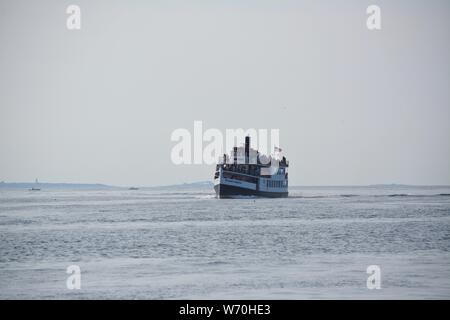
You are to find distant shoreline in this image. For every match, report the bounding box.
[0,181,215,190]
[0,182,117,190]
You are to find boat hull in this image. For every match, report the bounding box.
[214,183,288,198]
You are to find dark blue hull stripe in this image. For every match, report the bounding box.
[214,184,288,198]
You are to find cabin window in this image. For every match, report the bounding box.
[223,171,257,184]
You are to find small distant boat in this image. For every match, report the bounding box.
[129,187,139,190]
[29,178,41,191]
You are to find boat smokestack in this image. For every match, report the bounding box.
[245,136,250,164]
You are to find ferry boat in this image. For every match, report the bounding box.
[214,136,288,198]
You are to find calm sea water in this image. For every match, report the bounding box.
[1,185,449,299]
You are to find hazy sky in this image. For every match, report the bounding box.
[1,0,449,186]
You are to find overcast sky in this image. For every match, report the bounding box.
[1,0,449,186]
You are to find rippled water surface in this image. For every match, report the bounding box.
[1,185,449,299]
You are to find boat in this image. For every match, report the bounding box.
[129,187,139,190]
[214,136,288,198]
[29,178,41,191]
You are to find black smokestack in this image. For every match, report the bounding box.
[245,136,250,164]
[233,147,238,164]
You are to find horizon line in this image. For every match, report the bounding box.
[1,180,450,189]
